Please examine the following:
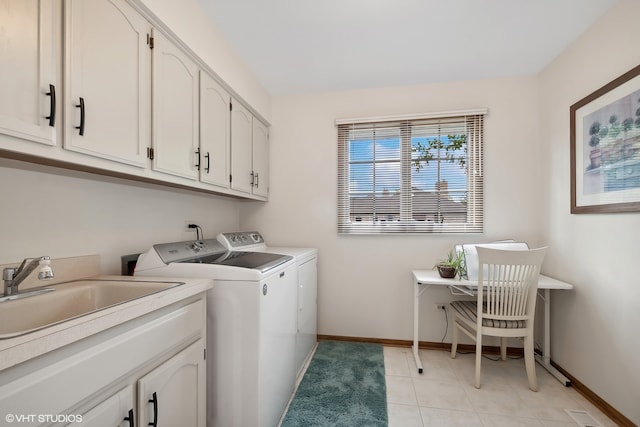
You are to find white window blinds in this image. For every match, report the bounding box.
[337,111,485,234]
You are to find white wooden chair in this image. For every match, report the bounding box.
[450,246,547,391]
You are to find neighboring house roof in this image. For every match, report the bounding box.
[350,191,466,220]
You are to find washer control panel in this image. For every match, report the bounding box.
[218,231,265,249]
[153,238,226,264]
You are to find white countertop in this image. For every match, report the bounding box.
[0,275,212,371]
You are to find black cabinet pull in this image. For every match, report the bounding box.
[75,97,85,135]
[124,408,135,427]
[195,147,200,170]
[148,392,158,427]
[255,172,259,188]
[45,84,56,127]
[250,171,255,186]
[205,151,210,173]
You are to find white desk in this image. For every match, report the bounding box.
[412,270,573,386]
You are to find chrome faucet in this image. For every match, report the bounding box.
[3,256,54,296]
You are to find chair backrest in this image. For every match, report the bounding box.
[476,246,547,322]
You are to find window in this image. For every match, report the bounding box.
[337,110,486,234]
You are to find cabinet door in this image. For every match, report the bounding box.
[68,386,134,427]
[65,0,150,167]
[152,30,199,180]
[138,339,206,427]
[252,119,269,198]
[230,100,253,193]
[199,72,230,189]
[0,0,58,146]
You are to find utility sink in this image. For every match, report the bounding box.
[0,279,183,339]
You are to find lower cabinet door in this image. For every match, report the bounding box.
[137,339,206,427]
[68,386,134,427]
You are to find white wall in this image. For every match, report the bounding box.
[241,76,544,343]
[539,0,640,423]
[0,159,240,273]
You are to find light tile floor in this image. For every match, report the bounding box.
[385,346,617,427]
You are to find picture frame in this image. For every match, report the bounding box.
[570,64,640,214]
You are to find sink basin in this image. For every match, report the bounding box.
[0,279,183,339]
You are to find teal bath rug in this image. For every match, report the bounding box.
[281,341,388,427]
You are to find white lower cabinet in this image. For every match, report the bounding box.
[0,297,206,427]
[138,339,206,427]
[69,387,133,427]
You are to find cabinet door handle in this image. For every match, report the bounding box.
[255,172,259,188]
[148,392,158,427]
[195,148,201,170]
[124,408,135,427]
[45,84,56,127]
[75,97,85,136]
[250,171,255,186]
[205,151,210,173]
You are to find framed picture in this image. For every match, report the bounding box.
[570,64,640,214]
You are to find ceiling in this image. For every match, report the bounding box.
[197,0,618,96]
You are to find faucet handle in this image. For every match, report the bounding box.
[37,257,54,280]
[3,267,17,281]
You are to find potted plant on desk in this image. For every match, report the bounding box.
[434,249,465,279]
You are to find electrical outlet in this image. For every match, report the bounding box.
[184,220,196,232]
[435,303,447,311]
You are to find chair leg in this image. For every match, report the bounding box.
[524,334,538,392]
[500,337,507,361]
[451,318,459,359]
[474,333,482,388]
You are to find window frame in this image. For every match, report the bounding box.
[337,109,487,234]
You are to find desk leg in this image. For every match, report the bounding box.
[413,280,424,374]
[535,288,571,386]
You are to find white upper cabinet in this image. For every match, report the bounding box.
[230,99,269,199]
[252,119,269,198]
[2,0,270,200]
[0,0,58,146]
[199,71,230,189]
[152,30,199,180]
[64,0,150,167]
[230,100,254,194]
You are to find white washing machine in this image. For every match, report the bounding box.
[134,238,297,427]
[217,231,318,378]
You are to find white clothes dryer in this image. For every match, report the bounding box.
[217,231,318,377]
